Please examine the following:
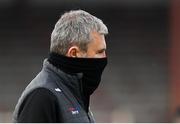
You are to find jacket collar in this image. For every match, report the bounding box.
[42,59,88,111]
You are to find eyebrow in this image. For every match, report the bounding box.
[97,48,106,53]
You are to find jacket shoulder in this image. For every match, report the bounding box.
[17,87,60,122]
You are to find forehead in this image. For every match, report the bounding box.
[88,31,106,49]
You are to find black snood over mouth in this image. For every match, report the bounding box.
[48,52,107,97]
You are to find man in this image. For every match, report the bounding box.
[13,10,108,123]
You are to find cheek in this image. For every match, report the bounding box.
[81,53,88,58]
[86,49,106,58]
[77,51,88,58]
[94,53,106,58]
[86,50,96,58]
[86,50,107,58]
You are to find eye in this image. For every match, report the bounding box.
[97,48,106,54]
[98,50,104,54]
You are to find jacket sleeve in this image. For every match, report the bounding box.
[17,88,59,123]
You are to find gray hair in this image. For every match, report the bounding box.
[50,10,108,55]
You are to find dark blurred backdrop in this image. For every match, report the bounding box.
[0,0,172,122]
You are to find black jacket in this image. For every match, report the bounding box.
[13,59,95,123]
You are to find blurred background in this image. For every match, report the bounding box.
[0,0,180,122]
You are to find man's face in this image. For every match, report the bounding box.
[85,31,107,58]
[78,31,107,58]
[66,31,107,58]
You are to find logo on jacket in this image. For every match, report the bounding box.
[68,107,79,115]
[55,88,61,92]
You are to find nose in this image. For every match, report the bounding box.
[103,51,107,57]
[99,51,106,58]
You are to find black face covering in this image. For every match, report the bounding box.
[48,52,107,96]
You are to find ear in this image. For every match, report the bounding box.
[66,46,80,57]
